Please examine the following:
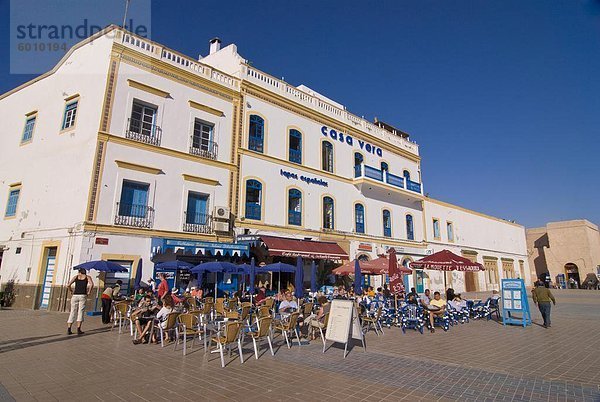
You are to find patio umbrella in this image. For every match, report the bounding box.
[191,261,240,297]
[310,260,317,293]
[387,248,404,310]
[294,256,304,300]
[354,259,363,295]
[256,262,296,294]
[133,259,143,290]
[74,260,128,273]
[249,258,256,295]
[155,260,194,271]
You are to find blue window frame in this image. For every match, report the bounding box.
[119,180,150,217]
[186,192,209,225]
[354,152,363,177]
[433,219,440,239]
[62,101,78,130]
[248,115,264,153]
[383,210,391,237]
[5,188,20,217]
[403,170,411,181]
[288,129,302,164]
[406,214,414,240]
[381,162,389,172]
[447,222,454,242]
[22,116,36,143]
[355,204,365,234]
[323,196,334,229]
[288,189,302,226]
[245,179,262,220]
[322,141,334,172]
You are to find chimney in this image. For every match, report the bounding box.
[209,37,221,54]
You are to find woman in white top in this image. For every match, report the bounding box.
[154,295,175,343]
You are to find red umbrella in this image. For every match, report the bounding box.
[332,259,382,275]
[409,250,484,272]
[387,248,405,296]
[369,255,412,275]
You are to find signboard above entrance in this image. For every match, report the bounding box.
[321,125,383,157]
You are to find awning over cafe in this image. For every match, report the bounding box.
[259,235,348,261]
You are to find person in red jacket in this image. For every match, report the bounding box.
[157,273,169,300]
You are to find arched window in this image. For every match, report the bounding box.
[355,203,365,233]
[383,210,391,237]
[381,162,389,172]
[403,170,411,181]
[322,141,334,173]
[323,196,334,229]
[245,179,262,220]
[288,189,302,226]
[406,214,414,240]
[288,129,302,164]
[354,152,363,177]
[248,115,264,153]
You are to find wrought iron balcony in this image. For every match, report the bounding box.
[245,203,261,220]
[115,202,154,228]
[183,211,213,234]
[354,163,422,194]
[189,137,218,160]
[125,118,162,146]
[288,210,301,226]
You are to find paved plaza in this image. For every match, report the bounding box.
[0,290,599,401]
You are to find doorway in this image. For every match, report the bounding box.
[465,272,477,292]
[39,247,58,309]
[564,263,580,288]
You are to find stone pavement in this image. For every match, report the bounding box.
[0,290,599,401]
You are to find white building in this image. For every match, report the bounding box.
[0,26,530,309]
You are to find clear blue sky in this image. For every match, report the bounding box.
[1,0,599,228]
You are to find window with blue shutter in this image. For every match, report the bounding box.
[119,180,149,217]
[323,196,334,229]
[355,204,365,233]
[186,192,209,225]
[22,116,36,143]
[322,141,334,172]
[383,210,391,237]
[288,189,302,226]
[406,214,414,240]
[245,180,262,220]
[289,129,302,164]
[62,101,78,130]
[248,115,264,153]
[5,188,20,217]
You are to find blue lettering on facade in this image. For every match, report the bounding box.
[322,126,382,157]
[280,169,328,187]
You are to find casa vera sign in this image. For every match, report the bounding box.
[321,125,383,157]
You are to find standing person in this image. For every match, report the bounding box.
[66,268,93,335]
[532,281,556,328]
[157,273,169,300]
[101,279,123,324]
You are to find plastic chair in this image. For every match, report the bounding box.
[247,317,274,359]
[400,305,424,334]
[210,321,243,368]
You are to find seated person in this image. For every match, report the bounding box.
[278,291,298,315]
[254,287,267,305]
[406,293,419,305]
[446,288,456,303]
[305,296,331,340]
[132,294,159,344]
[428,291,446,333]
[419,289,431,307]
[366,286,376,298]
[153,295,176,343]
[490,289,501,301]
[170,288,184,305]
[407,287,418,300]
[382,284,391,298]
[448,294,467,311]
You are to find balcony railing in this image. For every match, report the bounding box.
[189,137,218,160]
[354,163,422,194]
[126,118,162,146]
[245,203,261,220]
[248,137,264,153]
[289,149,302,164]
[115,203,154,228]
[288,210,301,226]
[183,211,212,234]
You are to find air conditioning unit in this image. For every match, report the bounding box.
[213,221,230,232]
[213,206,230,220]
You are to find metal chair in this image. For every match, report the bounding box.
[174,313,206,355]
[210,321,244,368]
[246,317,274,359]
[274,312,301,348]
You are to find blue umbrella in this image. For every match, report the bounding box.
[354,259,363,295]
[310,260,317,293]
[74,260,128,273]
[249,258,256,295]
[190,261,239,274]
[294,256,304,299]
[133,259,143,290]
[155,260,194,271]
[256,262,297,273]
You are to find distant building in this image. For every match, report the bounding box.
[527,220,600,287]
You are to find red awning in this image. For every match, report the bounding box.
[260,236,348,261]
[332,256,412,276]
[410,249,485,272]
